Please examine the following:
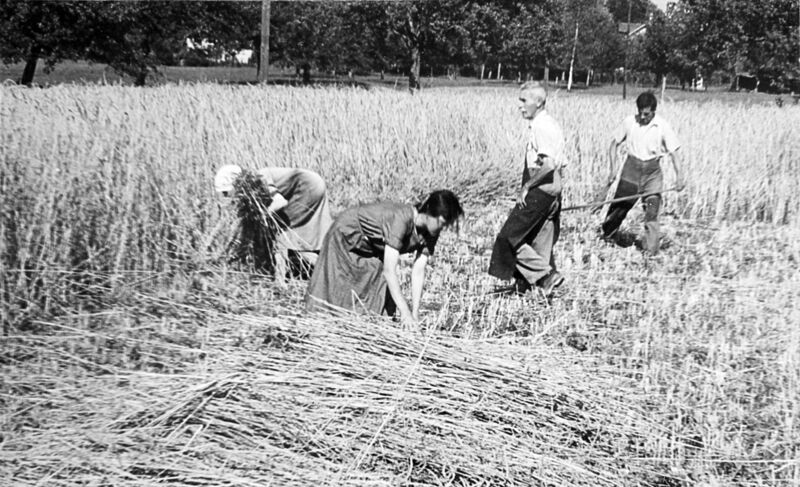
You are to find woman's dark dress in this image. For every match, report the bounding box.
[305,202,436,315]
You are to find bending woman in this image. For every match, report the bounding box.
[306,190,463,325]
[214,164,332,270]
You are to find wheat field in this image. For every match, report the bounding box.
[1,83,799,486]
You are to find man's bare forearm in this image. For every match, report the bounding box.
[607,140,618,183]
[525,156,556,189]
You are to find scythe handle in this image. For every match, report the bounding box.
[561,187,679,212]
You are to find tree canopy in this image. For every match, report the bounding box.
[668,0,799,81]
[0,1,100,85]
[1,0,797,89]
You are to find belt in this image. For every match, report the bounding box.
[627,155,660,165]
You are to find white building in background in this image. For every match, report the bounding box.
[618,22,647,37]
[234,50,253,64]
[186,38,213,50]
[185,38,253,65]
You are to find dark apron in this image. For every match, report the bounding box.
[601,155,664,253]
[488,164,557,281]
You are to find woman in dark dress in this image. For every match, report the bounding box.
[306,190,463,325]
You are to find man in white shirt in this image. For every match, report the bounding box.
[601,91,685,255]
[489,82,565,296]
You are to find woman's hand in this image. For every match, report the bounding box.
[400,311,420,333]
[267,192,289,213]
[400,310,420,330]
[383,246,413,322]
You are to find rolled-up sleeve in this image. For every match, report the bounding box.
[661,121,681,153]
[382,212,410,251]
[534,124,561,159]
[613,116,631,144]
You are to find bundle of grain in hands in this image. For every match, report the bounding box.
[229,169,280,274]
[1,295,694,486]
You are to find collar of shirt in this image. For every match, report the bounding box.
[529,109,548,128]
[638,113,664,128]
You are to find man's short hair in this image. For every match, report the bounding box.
[636,92,657,111]
[520,80,544,91]
[520,81,548,104]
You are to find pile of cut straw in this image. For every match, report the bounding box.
[1,294,693,486]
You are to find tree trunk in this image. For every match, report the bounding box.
[404,9,420,93]
[567,21,579,91]
[134,67,148,87]
[409,44,420,92]
[20,44,42,86]
[253,34,261,75]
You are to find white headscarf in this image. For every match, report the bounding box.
[214,164,242,193]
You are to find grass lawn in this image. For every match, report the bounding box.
[2,60,786,107]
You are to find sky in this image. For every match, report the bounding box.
[651,0,669,11]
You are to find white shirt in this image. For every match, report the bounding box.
[614,113,680,161]
[525,109,565,196]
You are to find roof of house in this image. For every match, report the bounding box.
[618,22,647,36]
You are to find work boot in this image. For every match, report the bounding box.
[490,276,531,296]
[514,276,532,294]
[599,228,617,244]
[536,271,564,297]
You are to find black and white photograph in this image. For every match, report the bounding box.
[2,0,799,485]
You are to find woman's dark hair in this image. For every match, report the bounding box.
[417,189,464,226]
[636,91,657,111]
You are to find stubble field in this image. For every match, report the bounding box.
[1,83,799,486]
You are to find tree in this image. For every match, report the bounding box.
[739,0,799,80]
[385,1,473,91]
[606,0,656,23]
[339,4,398,75]
[459,3,508,79]
[190,2,260,64]
[584,10,625,74]
[268,2,351,79]
[497,1,562,79]
[0,1,98,85]
[1,1,259,86]
[83,2,215,86]
[670,0,799,84]
[639,9,674,84]
[554,0,622,88]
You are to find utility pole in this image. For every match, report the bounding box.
[623,0,632,99]
[258,0,271,83]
